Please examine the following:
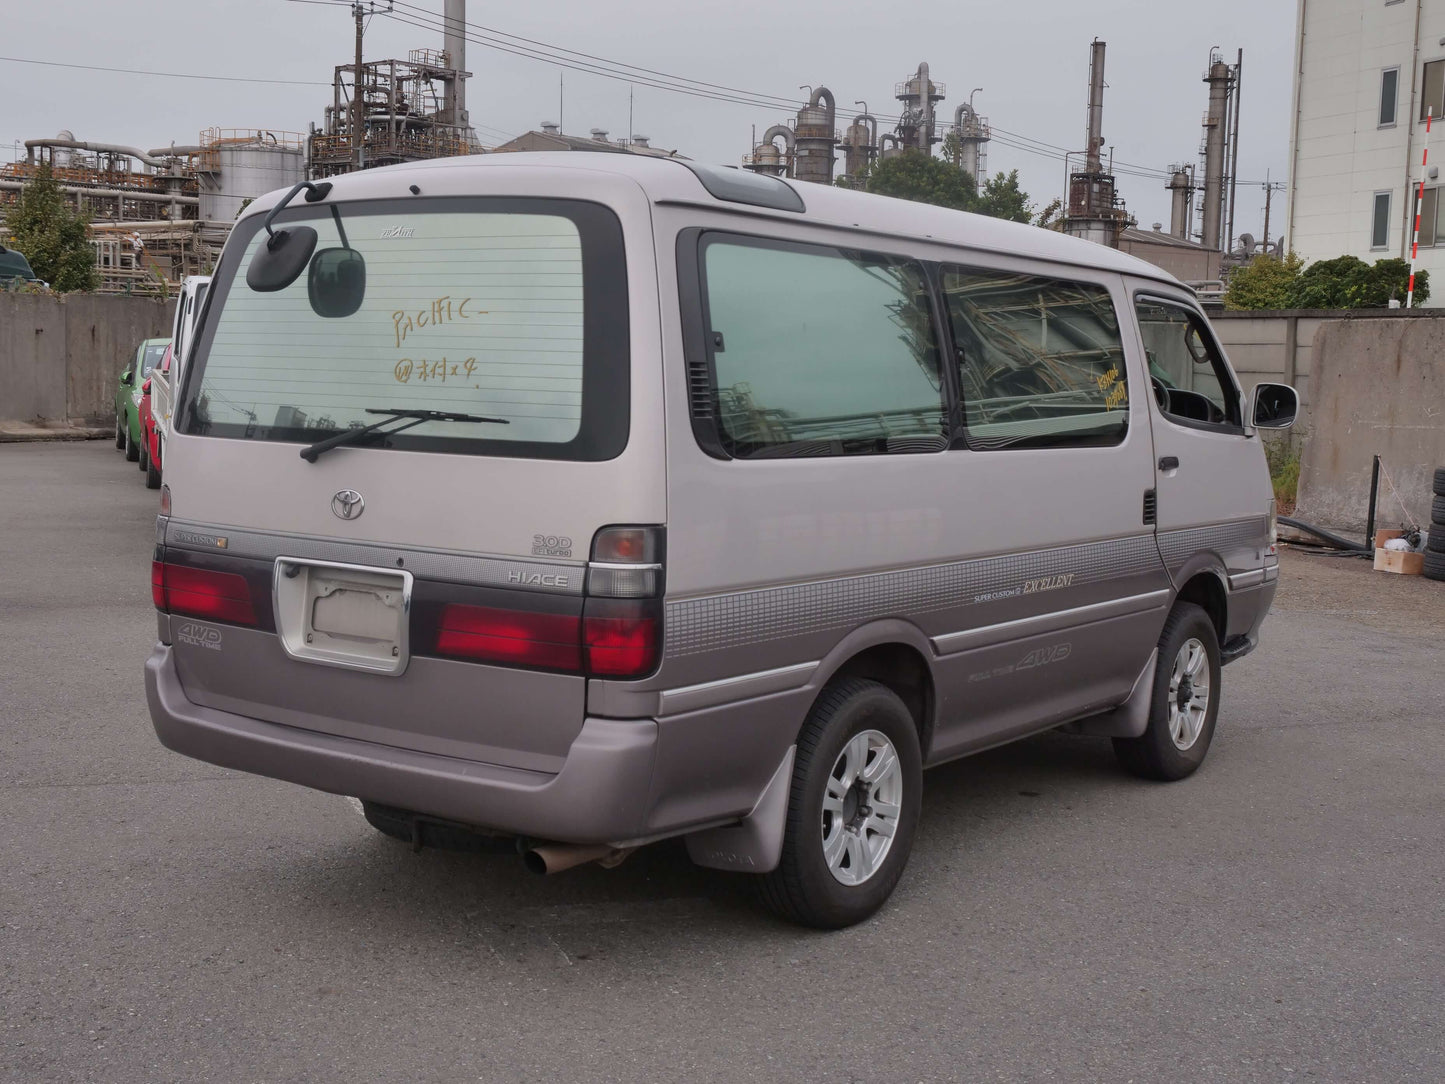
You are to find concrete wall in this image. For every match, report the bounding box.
[1296,317,1445,530]
[1211,311,1322,408]
[0,294,174,424]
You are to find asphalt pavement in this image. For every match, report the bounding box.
[2,441,1441,1083]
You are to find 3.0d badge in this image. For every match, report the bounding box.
[331,489,365,520]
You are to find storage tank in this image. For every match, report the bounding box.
[199,133,305,221]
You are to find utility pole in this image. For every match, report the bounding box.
[352,2,365,171]
[1226,49,1243,254]
[1261,176,1285,253]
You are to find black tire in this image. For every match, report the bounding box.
[124,423,139,462]
[361,801,511,852]
[1434,467,1445,497]
[759,678,922,929]
[114,413,126,450]
[1424,550,1445,582]
[1427,529,1445,554]
[1113,602,1222,782]
[145,454,162,490]
[1432,495,1445,525]
[137,444,148,473]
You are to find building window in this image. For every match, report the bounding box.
[1380,68,1400,126]
[1418,187,1439,247]
[1422,60,1445,122]
[1372,192,1392,249]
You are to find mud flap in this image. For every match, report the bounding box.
[1063,649,1157,739]
[684,746,795,873]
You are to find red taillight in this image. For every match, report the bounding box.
[435,604,582,670]
[151,561,257,625]
[583,610,660,677]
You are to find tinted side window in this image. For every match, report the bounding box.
[1135,300,1242,428]
[941,268,1129,449]
[700,238,946,458]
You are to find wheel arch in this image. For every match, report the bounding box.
[1172,561,1229,644]
[803,619,938,759]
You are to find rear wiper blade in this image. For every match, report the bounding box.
[299,407,509,463]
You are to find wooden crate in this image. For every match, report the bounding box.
[1374,547,1424,575]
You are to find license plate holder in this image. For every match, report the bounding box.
[273,557,414,676]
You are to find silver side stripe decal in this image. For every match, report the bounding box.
[666,533,1165,658]
[931,590,1172,656]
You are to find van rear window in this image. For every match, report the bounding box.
[179,197,628,461]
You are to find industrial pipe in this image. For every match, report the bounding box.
[25,139,167,169]
[523,842,628,875]
[0,180,198,205]
[853,113,878,147]
[147,145,206,158]
[761,124,795,151]
[808,86,836,129]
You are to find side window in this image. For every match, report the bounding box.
[1135,300,1242,429]
[699,237,947,458]
[940,267,1129,449]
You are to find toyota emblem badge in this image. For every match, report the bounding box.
[331,489,365,521]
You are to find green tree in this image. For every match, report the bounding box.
[1033,196,1065,231]
[1223,252,1304,310]
[853,150,1039,226]
[1284,254,1428,308]
[1222,252,1429,310]
[1,163,97,292]
[859,149,977,211]
[974,169,1032,223]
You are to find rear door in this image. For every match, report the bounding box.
[159,169,665,772]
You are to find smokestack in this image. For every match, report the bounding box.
[1085,40,1106,174]
[1202,56,1233,251]
[443,0,467,127]
[1167,168,1192,239]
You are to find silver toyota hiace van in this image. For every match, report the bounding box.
[145,154,1298,928]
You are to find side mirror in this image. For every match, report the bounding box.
[1251,382,1299,430]
[308,248,367,318]
[141,377,152,395]
[246,226,319,293]
[120,371,133,387]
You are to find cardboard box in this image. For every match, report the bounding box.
[1374,547,1424,575]
[1375,529,1406,549]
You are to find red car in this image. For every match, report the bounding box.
[138,343,171,490]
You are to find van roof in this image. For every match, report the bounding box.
[246,152,1185,289]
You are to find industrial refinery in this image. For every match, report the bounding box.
[0,1,1254,294]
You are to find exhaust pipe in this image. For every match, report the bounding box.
[523,842,630,875]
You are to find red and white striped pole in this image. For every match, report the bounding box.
[1407,109,1432,308]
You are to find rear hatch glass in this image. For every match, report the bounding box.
[179,197,628,461]
[140,343,167,377]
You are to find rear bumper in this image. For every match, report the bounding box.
[145,644,660,844]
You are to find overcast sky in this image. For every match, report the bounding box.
[5,0,1297,239]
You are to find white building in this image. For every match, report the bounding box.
[1287,0,1445,303]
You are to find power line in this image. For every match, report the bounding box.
[0,54,328,87]
[378,7,809,113]
[391,0,807,111]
